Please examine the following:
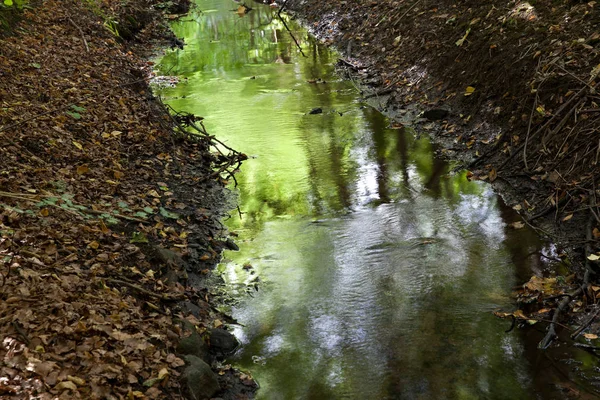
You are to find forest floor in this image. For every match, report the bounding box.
[286,0,600,360]
[0,0,255,399]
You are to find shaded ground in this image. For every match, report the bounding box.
[0,0,254,398]
[285,0,600,364]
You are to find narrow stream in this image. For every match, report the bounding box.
[155,1,596,398]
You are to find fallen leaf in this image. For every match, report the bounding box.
[562,214,573,221]
[510,221,525,229]
[67,375,85,386]
[588,254,600,261]
[524,275,558,294]
[584,333,599,340]
[158,368,169,380]
[464,86,476,96]
[55,381,78,391]
[236,4,248,16]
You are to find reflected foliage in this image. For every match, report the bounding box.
[156,1,551,399]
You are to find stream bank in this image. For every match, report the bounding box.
[0,0,254,399]
[285,0,600,355]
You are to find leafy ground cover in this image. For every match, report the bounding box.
[286,0,600,366]
[0,0,254,398]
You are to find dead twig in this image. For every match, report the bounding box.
[570,307,600,340]
[67,16,89,53]
[392,0,424,27]
[276,12,307,58]
[538,214,595,349]
[105,278,184,302]
[523,94,538,170]
[498,87,586,171]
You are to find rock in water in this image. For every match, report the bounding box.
[422,108,449,121]
[182,355,220,400]
[178,321,211,363]
[209,328,239,355]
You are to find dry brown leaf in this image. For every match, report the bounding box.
[562,214,573,221]
[55,381,78,391]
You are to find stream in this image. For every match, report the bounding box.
[155,1,599,398]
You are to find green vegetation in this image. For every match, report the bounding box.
[81,0,121,37]
[0,0,27,32]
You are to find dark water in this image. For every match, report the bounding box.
[155,1,599,399]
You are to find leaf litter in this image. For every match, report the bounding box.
[0,0,253,398]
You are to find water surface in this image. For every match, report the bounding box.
[156,1,589,398]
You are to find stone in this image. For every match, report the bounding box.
[182,355,220,400]
[209,328,239,355]
[178,321,211,363]
[156,246,184,267]
[225,237,239,251]
[309,107,323,114]
[422,108,449,121]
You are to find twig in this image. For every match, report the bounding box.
[538,213,595,349]
[392,0,424,27]
[67,17,90,53]
[571,307,600,340]
[277,12,306,58]
[574,343,600,351]
[11,322,30,346]
[105,278,184,302]
[497,87,587,171]
[523,94,538,170]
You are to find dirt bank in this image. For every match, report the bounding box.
[285,0,600,348]
[0,0,254,398]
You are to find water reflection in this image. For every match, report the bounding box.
[156,1,570,398]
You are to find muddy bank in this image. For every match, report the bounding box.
[0,0,254,398]
[284,0,600,348]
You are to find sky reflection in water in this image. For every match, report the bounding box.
[156,1,559,398]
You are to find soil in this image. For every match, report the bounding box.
[0,0,254,399]
[284,0,600,356]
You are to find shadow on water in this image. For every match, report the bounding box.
[156,0,600,398]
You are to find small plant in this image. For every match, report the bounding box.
[0,0,28,32]
[2,0,27,8]
[80,0,120,38]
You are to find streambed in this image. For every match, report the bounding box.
[155,1,593,398]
